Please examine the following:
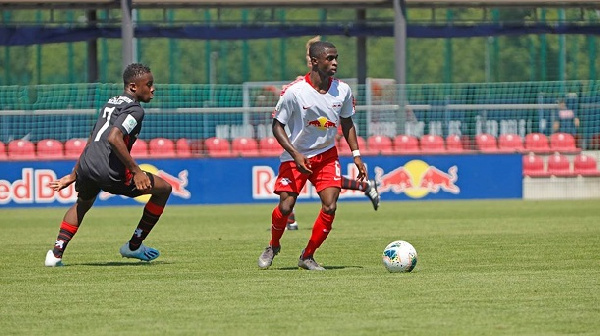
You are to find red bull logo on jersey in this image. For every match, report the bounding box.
[307,117,337,130]
[375,160,460,199]
[99,164,190,203]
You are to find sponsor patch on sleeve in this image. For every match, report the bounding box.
[122,114,138,134]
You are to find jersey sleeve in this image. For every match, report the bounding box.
[114,105,144,135]
[273,90,295,125]
[340,87,355,118]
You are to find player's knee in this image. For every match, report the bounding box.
[278,204,294,216]
[321,203,337,215]
[164,183,172,195]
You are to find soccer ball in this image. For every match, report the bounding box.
[382,240,418,273]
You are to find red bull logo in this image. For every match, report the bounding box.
[100,164,190,203]
[307,117,336,130]
[375,160,460,199]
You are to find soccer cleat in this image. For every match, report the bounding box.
[364,179,380,211]
[258,245,280,269]
[119,242,160,262]
[44,250,63,267]
[298,251,325,271]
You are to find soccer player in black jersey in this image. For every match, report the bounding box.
[44,63,172,267]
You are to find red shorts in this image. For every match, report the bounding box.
[274,147,342,194]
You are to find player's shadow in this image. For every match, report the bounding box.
[75,261,170,267]
[276,265,363,271]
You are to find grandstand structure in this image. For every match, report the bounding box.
[1,0,599,84]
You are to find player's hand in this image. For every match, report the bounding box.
[294,155,313,175]
[133,170,152,191]
[48,173,76,192]
[354,157,368,182]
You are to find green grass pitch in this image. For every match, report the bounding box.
[1,199,599,335]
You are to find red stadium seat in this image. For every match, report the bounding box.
[546,152,574,177]
[64,138,87,159]
[419,134,445,153]
[393,135,419,154]
[231,137,260,157]
[130,139,149,158]
[204,137,233,157]
[337,136,371,156]
[549,132,581,154]
[258,137,282,157]
[175,138,193,158]
[522,153,548,177]
[573,154,600,177]
[36,139,65,159]
[0,141,7,160]
[367,135,394,155]
[7,139,36,160]
[149,138,176,158]
[524,133,550,154]
[498,134,524,153]
[445,134,465,153]
[475,133,498,152]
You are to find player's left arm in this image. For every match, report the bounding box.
[340,116,367,181]
[340,91,367,181]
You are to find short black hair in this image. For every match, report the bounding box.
[308,41,336,60]
[123,63,151,86]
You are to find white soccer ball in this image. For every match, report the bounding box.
[382,240,418,273]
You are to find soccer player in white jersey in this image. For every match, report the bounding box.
[258,41,368,271]
[285,36,379,231]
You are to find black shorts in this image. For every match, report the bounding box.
[75,171,155,200]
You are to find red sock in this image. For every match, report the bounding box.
[302,210,334,258]
[341,176,368,191]
[52,221,79,258]
[269,206,289,248]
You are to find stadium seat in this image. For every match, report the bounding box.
[445,134,465,153]
[546,152,574,177]
[419,134,445,153]
[7,139,36,160]
[0,141,7,160]
[130,139,149,158]
[549,132,581,154]
[175,138,193,158]
[522,153,548,177]
[231,137,260,157]
[337,136,371,156]
[367,135,394,155]
[149,138,176,158]
[393,135,419,154]
[573,154,600,177]
[258,137,282,157]
[475,133,499,152]
[524,133,551,154]
[204,137,233,157]
[64,138,87,159]
[36,139,65,159]
[498,134,524,153]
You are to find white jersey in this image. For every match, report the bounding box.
[273,74,355,162]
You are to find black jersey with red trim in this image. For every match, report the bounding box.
[78,93,145,185]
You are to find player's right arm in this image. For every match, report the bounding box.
[272,119,312,174]
[48,134,93,192]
